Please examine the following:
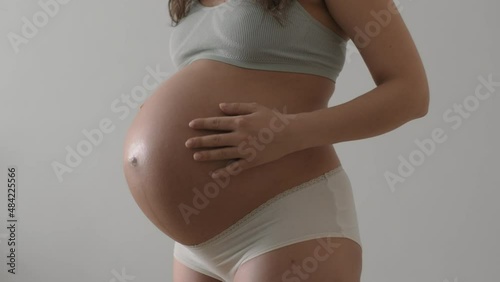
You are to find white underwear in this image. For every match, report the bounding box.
[173,166,362,281]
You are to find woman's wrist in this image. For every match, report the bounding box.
[287,111,328,153]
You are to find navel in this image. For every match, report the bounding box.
[128,156,139,167]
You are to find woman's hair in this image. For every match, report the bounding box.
[168,0,292,27]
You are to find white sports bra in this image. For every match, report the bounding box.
[169,0,348,82]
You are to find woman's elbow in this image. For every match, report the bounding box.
[413,81,430,118]
[404,72,430,118]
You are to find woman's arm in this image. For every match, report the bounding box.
[291,0,429,150]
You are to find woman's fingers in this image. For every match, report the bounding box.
[192,146,242,161]
[185,133,244,148]
[188,116,245,131]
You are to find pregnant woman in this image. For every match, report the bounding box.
[123,0,429,281]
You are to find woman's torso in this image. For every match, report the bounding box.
[122,0,348,246]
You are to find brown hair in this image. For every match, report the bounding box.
[168,0,292,27]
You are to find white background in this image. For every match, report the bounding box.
[0,0,499,281]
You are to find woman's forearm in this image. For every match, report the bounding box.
[290,78,429,151]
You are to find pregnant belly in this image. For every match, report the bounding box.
[122,61,340,245]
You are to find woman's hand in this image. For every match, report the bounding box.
[185,102,299,178]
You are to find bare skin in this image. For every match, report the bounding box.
[124,0,428,280]
[126,61,353,280]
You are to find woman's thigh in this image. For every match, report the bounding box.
[234,237,362,282]
[173,258,222,282]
